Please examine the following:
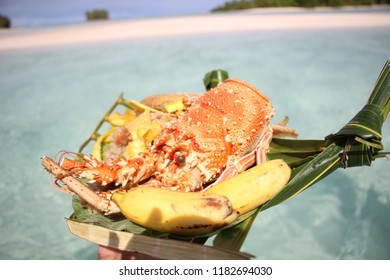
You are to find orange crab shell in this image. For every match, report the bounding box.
[156,78,275,182]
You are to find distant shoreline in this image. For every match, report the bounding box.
[1,7,389,51]
[211,3,390,13]
[232,4,390,13]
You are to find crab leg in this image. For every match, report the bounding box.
[41,156,119,214]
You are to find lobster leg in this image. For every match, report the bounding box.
[270,116,299,138]
[255,125,274,164]
[202,125,273,192]
[203,121,298,192]
[271,124,299,138]
[41,156,120,214]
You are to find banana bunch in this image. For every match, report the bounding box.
[112,159,291,236]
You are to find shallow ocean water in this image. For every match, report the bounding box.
[1,12,390,260]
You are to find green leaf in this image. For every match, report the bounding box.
[203,69,229,90]
[263,143,343,210]
[213,60,390,252]
[70,197,165,237]
[324,60,389,167]
[213,209,259,252]
[327,104,383,140]
[268,138,327,167]
[367,60,390,121]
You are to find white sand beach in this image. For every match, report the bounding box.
[1,8,390,51]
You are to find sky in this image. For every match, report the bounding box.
[0,0,227,27]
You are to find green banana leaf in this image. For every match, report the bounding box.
[203,69,229,90]
[213,60,390,252]
[70,61,390,255]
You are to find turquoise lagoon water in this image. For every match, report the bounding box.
[1,11,390,260]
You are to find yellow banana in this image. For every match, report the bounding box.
[111,187,239,236]
[206,159,291,215]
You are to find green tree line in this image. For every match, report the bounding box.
[0,14,11,28]
[85,9,109,21]
[211,0,390,11]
